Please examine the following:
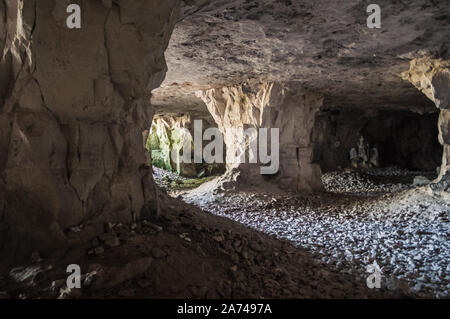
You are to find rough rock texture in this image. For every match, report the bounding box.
[148,114,225,177]
[402,58,450,191]
[0,0,179,266]
[182,169,450,298]
[148,114,194,174]
[197,81,323,193]
[151,0,449,193]
[153,0,449,114]
[0,192,394,299]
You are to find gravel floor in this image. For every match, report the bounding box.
[167,167,450,298]
[152,166,189,188]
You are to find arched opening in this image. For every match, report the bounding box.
[146,112,225,195]
[312,108,443,194]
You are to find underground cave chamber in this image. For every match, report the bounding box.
[313,108,443,177]
[1,0,449,300]
[147,113,226,191]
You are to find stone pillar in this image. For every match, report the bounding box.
[197,81,323,193]
[402,57,450,191]
[0,0,179,264]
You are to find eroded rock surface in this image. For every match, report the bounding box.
[0,0,449,300]
[148,114,225,177]
[403,58,450,191]
[197,81,323,192]
[312,109,442,172]
[0,0,179,266]
[154,0,449,114]
[152,0,450,193]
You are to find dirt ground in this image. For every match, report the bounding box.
[0,191,395,299]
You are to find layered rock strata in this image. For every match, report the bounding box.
[0,0,179,265]
[197,82,323,193]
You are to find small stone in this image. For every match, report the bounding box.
[83,271,98,287]
[58,286,82,299]
[413,176,430,186]
[179,233,191,242]
[30,251,42,263]
[212,232,225,242]
[94,246,105,255]
[99,233,120,248]
[87,264,103,273]
[104,222,114,233]
[143,221,163,232]
[241,250,249,259]
[51,279,65,293]
[249,241,263,252]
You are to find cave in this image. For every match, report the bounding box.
[0,0,449,303]
[147,113,226,192]
[313,108,443,172]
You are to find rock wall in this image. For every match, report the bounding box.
[197,82,323,193]
[0,0,179,265]
[312,109,442,172]
[402,58,450,191]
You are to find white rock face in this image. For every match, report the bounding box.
[197,81,323,193]
[413,176,430,186]
[403,58,450,192]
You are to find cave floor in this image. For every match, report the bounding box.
[167,167,450,298]
[1,168,448,299]
[0,191,393,299]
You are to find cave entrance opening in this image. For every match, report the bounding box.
[147,113,226,195]
[313,108,443,192]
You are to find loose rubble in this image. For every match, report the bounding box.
[2,167,447,299]
[180,168,450,298]
[0,191,394,299]
[152,166,213,192]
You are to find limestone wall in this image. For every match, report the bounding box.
[197,82,324,193]
[0,0,179,264]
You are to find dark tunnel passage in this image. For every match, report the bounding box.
[312,109,443,173]
[0,0,449,302]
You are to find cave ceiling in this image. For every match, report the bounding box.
[151,0,450,116]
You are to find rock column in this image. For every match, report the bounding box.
[0,0,179,264]
[402,57,450,192]
[197,82,323,193]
